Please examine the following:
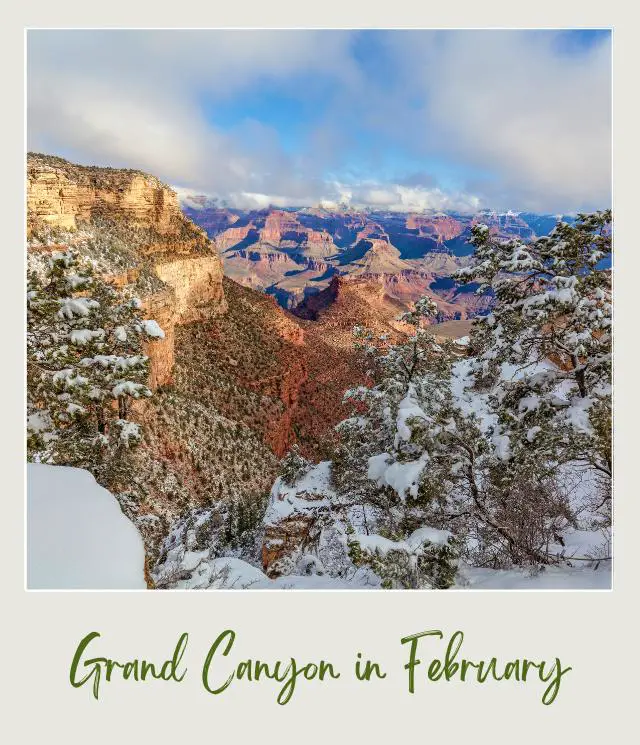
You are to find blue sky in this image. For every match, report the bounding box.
[27,29,611,213]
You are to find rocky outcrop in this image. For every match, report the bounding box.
[261,461,336,576]
[27,153,227,389]
[262,512,318,576]
[154,256,226,324]
[355,222,390,243]
[291,276,343,321]
[28,153,180,234]
[345,238,413,275]
[231,248,297,266]
[141,285,177,390]
[406,214,464,242]
[216,223,258,250]
[260,210,305,244]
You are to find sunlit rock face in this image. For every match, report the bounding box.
[27,153,227,390]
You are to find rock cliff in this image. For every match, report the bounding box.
[28,153,180,234]
[27,153,227,389]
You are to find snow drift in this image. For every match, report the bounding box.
[27,463,146,589]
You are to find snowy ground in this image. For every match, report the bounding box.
[26,464,611,590]
[27,463,146,589]
[156,555,610,590]
[458,562,611,590]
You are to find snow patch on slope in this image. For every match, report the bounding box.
[27,463,146,589]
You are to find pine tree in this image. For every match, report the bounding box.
[333,283,588,572]
[332,296,461,587]
[279,443,311,487]
[27,250,162,467]
[419,210,616,562]
[456,211,612,493]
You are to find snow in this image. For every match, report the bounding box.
[114,325,128,342]
[52,369,88,390]
[357,533,406,555]
[117,420,142,446]
[367,452,391,481]
[195,563,381,590]
[111,381,149,398]
[563,395,595,434]
[526,425,542,442]
[57,297,99,319]
[553,528,609,558]
[266,461,335,524]
[405,526,452,549]
[66,273,90,290]
[518,394,541,414]
[367,452,429,500]
[27,463,146,589]
[458,561,611,590]
[207,558,270,589]
[70,328,105,345]
[354,526,452,559]
[27,411,53,435]
[491,432,511,461]
[160,551,611,589]
[395,385,426,443]
[84,354,147,370]
[450,356,567,460]
[157,552,380,590]
[140,319,165,339]
[450,358,496,435]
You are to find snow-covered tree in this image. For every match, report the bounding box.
[329,296,463,587]
[27,250,163,466]
[279,444,311,487]
[333,281,594,572]
[456,212,612,499]
[252,214,612,586]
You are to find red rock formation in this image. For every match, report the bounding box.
[355,222,390,243]
[406,214,464,242]
[260,210,305,244]
[216,223,258,250]
[347,238,413,275]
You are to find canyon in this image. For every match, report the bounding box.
[182,201,565,321]
[27,153,573,573]
[28,155,432,560]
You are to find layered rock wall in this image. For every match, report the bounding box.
[27,153,178,234]
[154,256,227,324]
[27,153,227,389]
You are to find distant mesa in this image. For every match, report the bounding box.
[179,197,561,320]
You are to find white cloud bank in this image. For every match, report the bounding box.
[27,30,611,214]
[387,30,611,212]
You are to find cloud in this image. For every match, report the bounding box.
[385,30,611,212]
[27,30,357,198]
[27,30,611,214]
[177,180,481,214]
[343,182,481,213]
